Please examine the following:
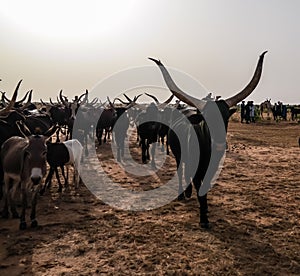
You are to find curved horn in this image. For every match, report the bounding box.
[0,79,22,115]
[123,93,133,103]
[20,90,33,110]
[224,51,268,107]
[3,93,11,103]
[40,98,47,106]
[107,97,115,111]
[27,90,33,103]
[133,94,142,102]
[114,97,128,105]
[145,93,159,104]
[127,94,142,108]
[163,94,174,105]
[78,90,88,103]
[59,90,68,106]
[158,94,174,109]
[15,90,30,104]
[148,58,206,110]
[90,97,98,105]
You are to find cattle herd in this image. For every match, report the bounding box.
[2,51,292,231]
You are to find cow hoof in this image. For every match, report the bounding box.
[200,222,211,229]
[31,220,38,228]
[185,188,192,199]
[19,222,27,230]
[177,194,185,201]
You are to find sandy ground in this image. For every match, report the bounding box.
[0,118,299,275]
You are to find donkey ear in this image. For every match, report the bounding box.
[16,120,31,137]
[44,124,58,138]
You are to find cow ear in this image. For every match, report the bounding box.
[229,108,237,117]
[16,120,31,137]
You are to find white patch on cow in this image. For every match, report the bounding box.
[63,139,83,188]
[31,168,42,178]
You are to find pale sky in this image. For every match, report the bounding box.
[0,0,299,104]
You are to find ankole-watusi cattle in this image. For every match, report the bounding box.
[1,122,57,230]
[134,93,174,167]
[149,51,267,228]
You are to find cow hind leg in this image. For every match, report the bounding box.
[146,142,150,161]
[60,165,68,187]
[183,164,193,199]
[193,174,210,228]
[141,139,148,164]
[56,129,61,143]
[97,128,103,145]
[198,194,209,228]
[166,137,170,155]
[176,160,185,201]
[40,167,54,195]
[150,143,157,169]
[54,168,63,192]
[160,136,165,152]
[103,129,108,144]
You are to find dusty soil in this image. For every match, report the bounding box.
[0,119,299,275]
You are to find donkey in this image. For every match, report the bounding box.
[1,122,56,230]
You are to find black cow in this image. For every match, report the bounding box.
[291,106,300,121]
[96,107,115,145]
[143,93,174,155]
[72,103,99,156]
[111,105,130,162]
[149,51,267,228]
[135,103,161,168]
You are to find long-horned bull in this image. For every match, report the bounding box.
[144,92,174,155]
[149,51,267,228]
[133,93,174,167]
[1,122,57,230]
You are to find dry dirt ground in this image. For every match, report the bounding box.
[0,118,299,275]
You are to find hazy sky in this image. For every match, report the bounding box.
[0,0,299,104]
